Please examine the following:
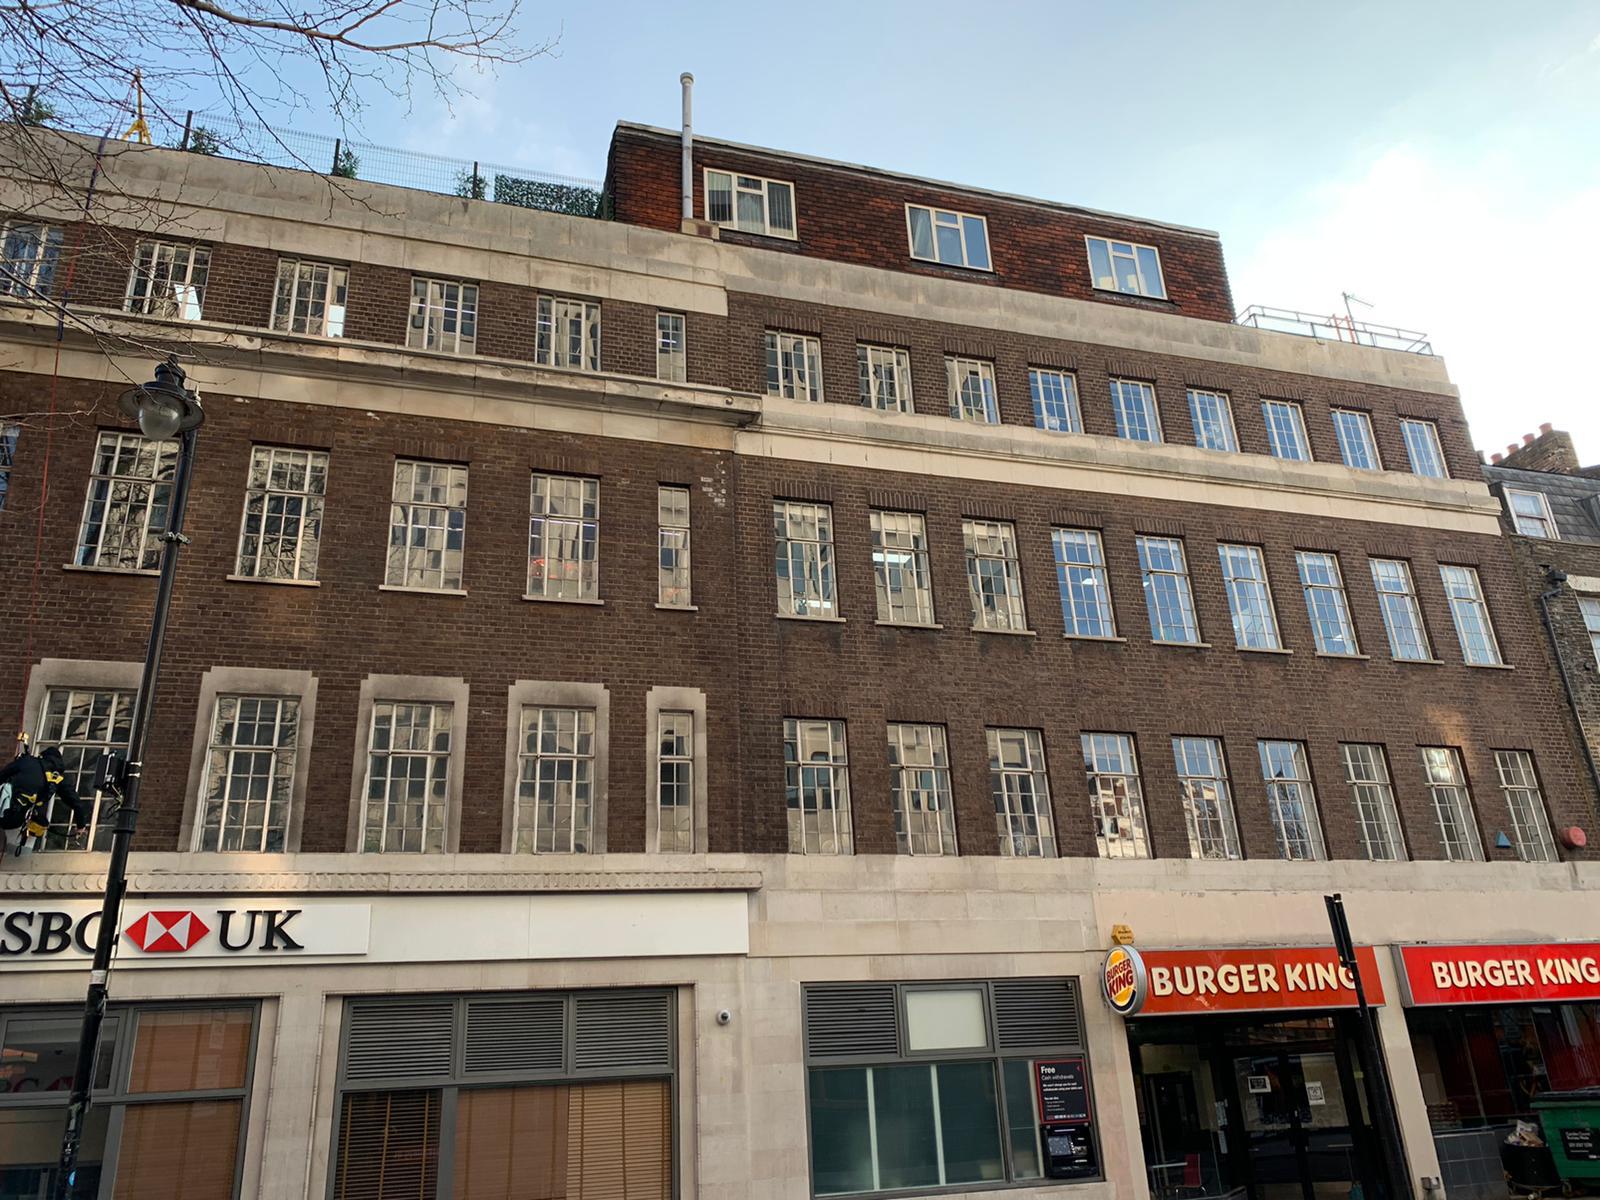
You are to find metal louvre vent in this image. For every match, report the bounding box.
[344,999,454,1082]
[804,985,899,1060]
[992,978,1083,1052]
[573,992,672,1071]
[464,996,566,1075]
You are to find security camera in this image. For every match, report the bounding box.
[716,1009,732,1026]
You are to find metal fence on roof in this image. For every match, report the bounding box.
[166,111,603,217]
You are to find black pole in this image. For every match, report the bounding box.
[1326,893,1412,1200]
[55,418,200,1198]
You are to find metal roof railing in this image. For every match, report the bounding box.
[1235,304,1433,356]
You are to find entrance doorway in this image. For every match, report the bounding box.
[1131,1013,1386,1200]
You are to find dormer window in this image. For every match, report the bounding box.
[907,205,991,270]
[705,170,795,239]
[1086,235,1167,299]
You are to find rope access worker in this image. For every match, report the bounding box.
[0,743,90,854]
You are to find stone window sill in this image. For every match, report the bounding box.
[656,603,700,612]
[226,574,321,588]
[62,563,158,577]
[1152,639,1212,649]
[972,626,1037,637]
[876,620,943,630]
[522,595,605,605]
[1237,646,1293,656]
[1464,661,1515,671]
[1064,634,1128,643]
[1391,656,1446,666]
[1315,651,1370,661]
[777,612,845,623]
[379,584,468,597]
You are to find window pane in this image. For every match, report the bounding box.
[874,1064,941,1190]
[0,1104,109,1198]
[335,1089,441,1200]
[127,1008,253,1093]
[3,1013,119,1092]
[937,1061,1005,1186]
[961,216,990,269]
[904,989,987,1052]
[114,1099,242,1200]
[810,1068,874,1195]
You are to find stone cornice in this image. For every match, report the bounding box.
[0,867,764,897]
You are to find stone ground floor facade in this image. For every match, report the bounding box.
[0,854,1596,1200]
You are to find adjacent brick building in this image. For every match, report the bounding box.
[0,115,1594,1200]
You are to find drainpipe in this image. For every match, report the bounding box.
[1538,569,1600,822]
[680,72,694,224]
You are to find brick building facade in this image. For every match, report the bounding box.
[0,122,1594,1200]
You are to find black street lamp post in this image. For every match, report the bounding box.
[55,358,204,1199]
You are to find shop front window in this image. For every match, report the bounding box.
[331,990,674,1200]
[805,978,1094,1196]
[0,1004,255,1198]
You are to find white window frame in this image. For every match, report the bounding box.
[513,705,597,853]
[870,509,935,626]
[704,169,796,239]
[964,518,1028,632]
[766,330,824,403]
[536,294,600,371]
[1580,596,1600,667]
[1218,543,1283,651]
[989,727,1056,858]
[656,311,687,382]
[1330,408,1381,471]
[1420,747,1483,862]
[0,220,63,297]
[234,445,329,582]
[1173,736,1241,860]
[1506,488,1559,539]
[407,276,478,355]
[655,709,695,854]
[657,485,692,608]
[1053,527,1116,640]
[906,204,992,271]
[74,431,177,572]
[124,240,210,320]
[1401,418,1449,479]
[194,694,301,853]
[857,344,914,413]
[272,258,348,337]
[1259,740,1326,861]
[1440,564,1502,666]
[1340,743,1407,862]
[785,717,853,854]
[1030,368,1082,434]
[1296,551,1360,656]
[1494,750,1557,864]
[360,700,454,854]
[1110,378,1162,443]
[386,460,467,592]
[774,499,837,618]
[1137,535,1201,645]
[526,473,599,602]
[0,423,17,512]
[1187,388,1238,452]
[946,357,999,424]
[1371,558,1432,662]
[1262,400,1312,462]
[1086,235,1167,299]
[888,723,957,856]
[1082,732,1150,859]
[33,683,135,851]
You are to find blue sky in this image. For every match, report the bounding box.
[299,0,1600,461]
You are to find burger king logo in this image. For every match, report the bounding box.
[1103,944,1148,1016]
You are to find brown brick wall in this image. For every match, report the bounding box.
[729,294,1483,482]
[606,127,1236,323]
[0,376,1587,863]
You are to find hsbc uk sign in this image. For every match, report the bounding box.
[0,901,371,966]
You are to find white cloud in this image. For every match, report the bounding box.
[1230,144,1600,462]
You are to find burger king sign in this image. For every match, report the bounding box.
[1103,944,1148,1016]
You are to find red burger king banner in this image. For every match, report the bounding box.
[1397,943,1600,1006]
[1136,946,1385,1015]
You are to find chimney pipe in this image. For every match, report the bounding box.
[1508,444,1520,457]
[1540,422,1553,435]
[1524,433,1536,446]
[680,73,694,224]
[1490,453,1503,464]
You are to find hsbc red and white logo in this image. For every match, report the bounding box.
[125,910,213,953]
[0,902,368,963]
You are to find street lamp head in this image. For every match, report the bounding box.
[118,358,204,439]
